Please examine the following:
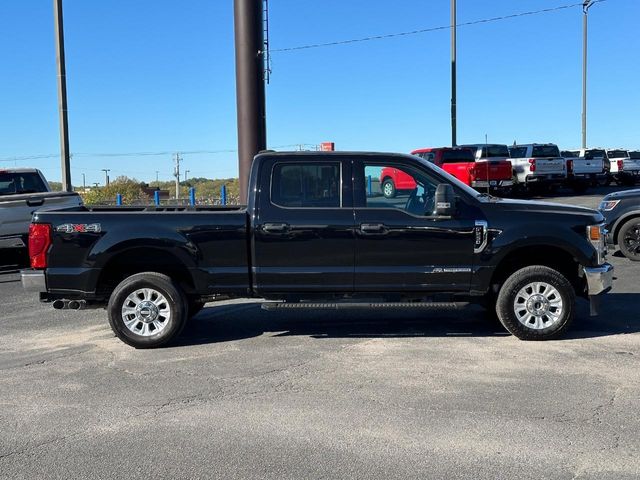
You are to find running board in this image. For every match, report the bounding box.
[261,302,461,311]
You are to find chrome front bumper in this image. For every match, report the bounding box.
[21,270,47,292]
[583,263,614,296]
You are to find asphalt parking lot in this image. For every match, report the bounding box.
[1,186,639,479]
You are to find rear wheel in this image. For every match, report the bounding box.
[382,179,396,198]
[107,272,188,348]
[496,266,575,340]
[618,218,640,261]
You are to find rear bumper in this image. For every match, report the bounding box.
[472,180,513,189]
[525,174,566,184]
[583,263,614,296]
[21,269,47,292]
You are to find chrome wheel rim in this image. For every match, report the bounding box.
[383,182,393,196]
[121,288,171,336]
[514,281,563,330]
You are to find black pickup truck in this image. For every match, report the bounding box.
[21,152,613,348]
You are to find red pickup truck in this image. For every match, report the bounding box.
[386,147,512,197]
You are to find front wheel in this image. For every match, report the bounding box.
[495,266,575,340]
[107,272,188,348]
[618,218,640,261]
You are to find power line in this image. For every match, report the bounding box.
[271,0,609,53]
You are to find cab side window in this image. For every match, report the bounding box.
[271,162,341,208]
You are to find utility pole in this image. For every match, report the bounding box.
[581,1,595,149]
[101,169,110,186]
[53,0,72,192]
[155,171,159,186]
[450,0,457,147]
[173,153,182,200]
[234,0,267,203]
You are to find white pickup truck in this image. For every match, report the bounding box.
[562,149,605,193]
[607,149,640,186]
[507,144,567,191]
[0,169,82,259]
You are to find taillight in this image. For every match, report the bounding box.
[29,223,52,269]
[566,159,573,174]
[617,160,624,171]
[528,158,536,172]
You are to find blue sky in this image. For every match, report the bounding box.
[0,0,638,185]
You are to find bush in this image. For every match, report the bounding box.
[80,177,150,205]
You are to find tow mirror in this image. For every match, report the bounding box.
[434,183,456,216]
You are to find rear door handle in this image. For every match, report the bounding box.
[360,223,386,234]
[27,199,44,207]
[262,222,290,233]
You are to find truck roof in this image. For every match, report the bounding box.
[0,168,40,173]
[255,151,418,160]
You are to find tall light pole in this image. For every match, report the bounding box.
[184,170,190,183]
[101,169,110,186]
[451,0,457,147]
[582,0,595,149]
[53,0,72,192]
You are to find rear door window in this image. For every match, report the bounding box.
[271,163,341,208]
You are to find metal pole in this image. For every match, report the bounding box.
[581,7,589,149]
[102,169,110,186]
[451,0,457,147]
[234,0,267,204]
[53,0,72,192]
[82,173,85,189]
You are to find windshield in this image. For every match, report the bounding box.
[584,149,605,159]
[532,145,560,157]
[0,171,48,196]
[608,150,629,159]
[411,155,482,198]
[561,151,578,158]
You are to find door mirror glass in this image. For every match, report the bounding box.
[434,183,456,216]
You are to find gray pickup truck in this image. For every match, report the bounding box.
[0,168,82,255]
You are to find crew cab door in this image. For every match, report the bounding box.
[252,156,355,294]
[353,158,476,293]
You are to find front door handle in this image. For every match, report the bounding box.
[360,223,387,234]
[262,222,290,233]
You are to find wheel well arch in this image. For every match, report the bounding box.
[613,213,640,244]
[96,247,195,299]
[489,245,582,294]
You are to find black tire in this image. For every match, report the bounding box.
[495,266,575,340]
[617,218,640,261]
[107,272,188,348]
[381,179,396,198]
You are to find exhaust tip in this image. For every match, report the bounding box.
[68,300,80,310]
[52,300,66,310]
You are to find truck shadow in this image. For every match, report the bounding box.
[173,293,640,347]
